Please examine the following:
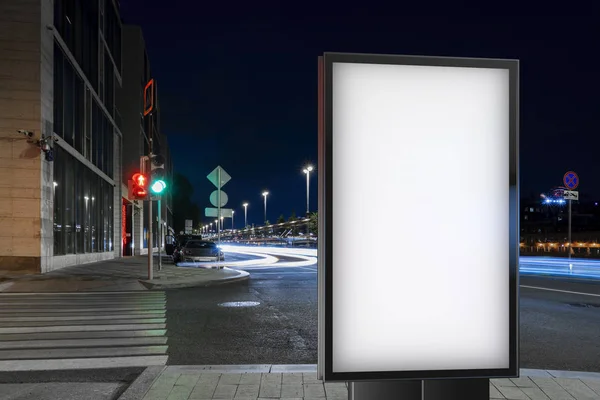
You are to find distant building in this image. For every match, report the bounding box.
[0,0,123,273]
[119,25,173,256]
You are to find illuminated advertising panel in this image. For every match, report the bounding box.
[317,53,519,382]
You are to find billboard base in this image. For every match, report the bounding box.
[348,378,489,400]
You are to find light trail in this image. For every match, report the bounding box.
[519,256,600,280]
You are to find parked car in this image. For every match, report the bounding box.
[181,240,224,262]
[169,234,203,263]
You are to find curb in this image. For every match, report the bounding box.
[117,365,166,400]
[156,365,600,380]
[138,271,250,290]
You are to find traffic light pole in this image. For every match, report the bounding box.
[147,135,154,280]
[158,198,162,270]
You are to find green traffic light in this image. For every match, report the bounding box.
[150,180,167,194]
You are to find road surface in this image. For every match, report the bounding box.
[166,250,600,372]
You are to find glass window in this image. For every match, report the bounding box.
[53,146,65,255]
[85,90,92,160]
[53,145,117,256]
[84,166,92,252]
[91,99,100,166]
[74,73,85,153]
[53,42,64,138]
[63,55,74,145]
[64,153,75,253]
[54,0,64,35]
[76,161,85,253]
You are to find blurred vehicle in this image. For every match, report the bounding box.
[181,240,224,262]
[168,234,203,263]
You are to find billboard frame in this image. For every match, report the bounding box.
[317,52,519,382]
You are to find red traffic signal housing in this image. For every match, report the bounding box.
[129,173,148,200]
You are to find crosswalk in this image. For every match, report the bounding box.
[0,291,169,371]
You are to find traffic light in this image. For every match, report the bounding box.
[150,154,167,195]
[128,173,148,200]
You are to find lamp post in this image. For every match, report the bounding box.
[262,191,269,224]
[303,165,313,216]
[232,210,235,231]
[243,203,249,229]
[215,219,219,236]
[220,216,224,232]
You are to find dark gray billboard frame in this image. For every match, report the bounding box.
[317,52,519,399]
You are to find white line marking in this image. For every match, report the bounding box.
[520,285,600,297]
[0,355,168,371]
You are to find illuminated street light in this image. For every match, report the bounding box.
[243,203,249,229]
[232,210,235,230]
[303,165,313,216]
[262,191,269,224]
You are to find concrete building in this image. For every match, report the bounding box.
[0,0,123,273]
[119,24,173,256]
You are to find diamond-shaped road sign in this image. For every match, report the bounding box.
[207,166,231,189]
[205,207,233,218]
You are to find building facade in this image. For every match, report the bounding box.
[0,0,123,273]
[119,25,173,256]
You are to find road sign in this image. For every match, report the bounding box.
[564,190,579,201]
[563,171,579,190]
[143,79,155,116]
[210,190,228,207]
[184,219,193,234]
[205,207,233,218]
[207,166,231,189]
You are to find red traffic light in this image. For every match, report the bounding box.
[132,173,147,188]
[129,173,148,200]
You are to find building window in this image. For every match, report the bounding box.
[104,0,122,73]
[53,41,85,148]
[90,98,114,178]
[104,48,114,117]
[54,0,99,92]
[53,146,114,255]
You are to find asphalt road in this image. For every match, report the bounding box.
[166,251,600,372]
[166,261,318,365]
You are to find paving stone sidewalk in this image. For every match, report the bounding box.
[138,365,600,400]
[0,256,248,292]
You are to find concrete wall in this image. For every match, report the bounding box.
[0,0,44,273]
[40,0,54,273]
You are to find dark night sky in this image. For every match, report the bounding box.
[119,4,600,227]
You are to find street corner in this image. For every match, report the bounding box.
[138,267,250,290]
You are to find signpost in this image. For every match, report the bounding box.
[563,171,579,268]
[206,166,232,251]
[318,53,519,400]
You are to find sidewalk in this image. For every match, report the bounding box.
[0,256,249,292]
[121,364,600,400]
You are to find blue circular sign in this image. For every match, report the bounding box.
[563,171,579,190]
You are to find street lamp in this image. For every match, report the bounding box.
[215,219,218,235]
[262,191,269,224]
[220,216,224,232]
[303,165,313,216]
[243,203,249,229]
[232,210,235,230]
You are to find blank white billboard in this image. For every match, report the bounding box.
[319,53,518,380]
